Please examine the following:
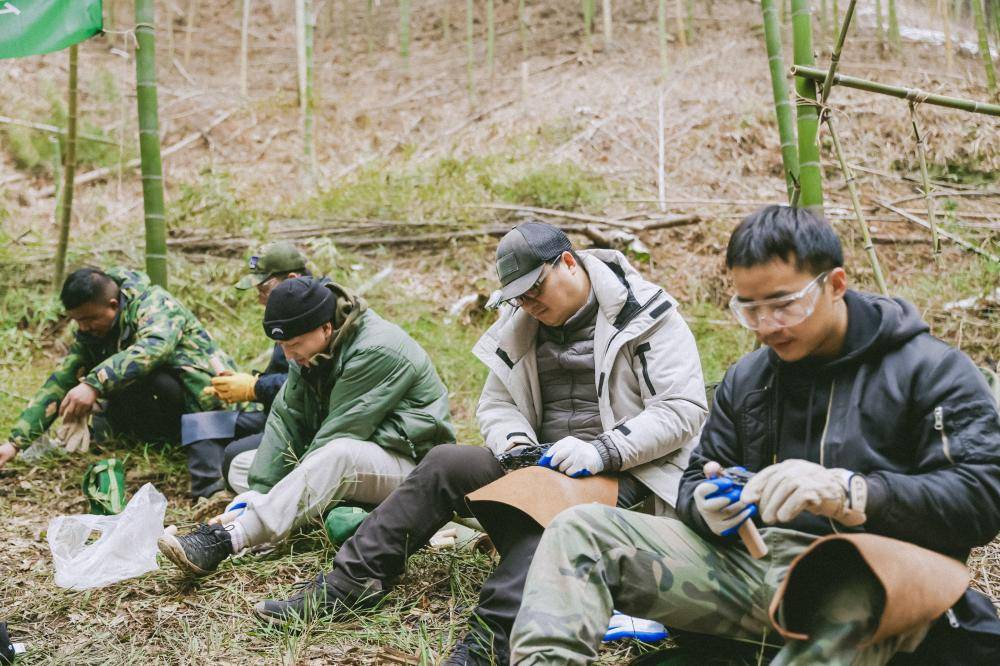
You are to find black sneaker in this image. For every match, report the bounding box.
[158,523,233,576]
[443,633,505,666]
[253,572,385,626]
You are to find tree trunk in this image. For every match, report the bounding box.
[135,0,168,287]
[54,44,79,291]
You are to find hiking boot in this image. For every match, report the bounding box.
[253,571,385,626]
[442,633,506,666]
[158,523,233,576]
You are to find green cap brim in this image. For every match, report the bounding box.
[235,272,270,290]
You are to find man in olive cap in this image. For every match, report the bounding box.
[254,221,707,665]
[158,276,455,576]
[179,242,311,501]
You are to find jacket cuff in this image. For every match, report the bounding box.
[863,474,890,522]
[592,433,623,472]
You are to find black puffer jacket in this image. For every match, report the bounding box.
[677,290,1000,561]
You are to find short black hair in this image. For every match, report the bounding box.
[726,205,843,275]
[60,268,119,310]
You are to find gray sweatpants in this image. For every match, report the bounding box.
[229,438,416,547]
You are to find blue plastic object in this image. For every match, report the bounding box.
[705,476,757,537]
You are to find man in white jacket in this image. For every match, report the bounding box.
[254,221,708,665]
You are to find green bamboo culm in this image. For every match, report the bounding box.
[54,44,79,292]
[909,103,941,262]
[685,0,695,45]
[973,0,998,98]
[657,0,668,83]
[519,0,528,58]
[487,0,495,78]
[582,0,595,53]
[302,0,317,187]
[791,0,823,212]
[134,0,168,288]
[992,0,1000,44]
[887,0,900,53]
[760,0,799,201]
[399,0,411,67]
[466,0,475,104]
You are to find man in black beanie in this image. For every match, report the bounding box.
[158,276,455,576]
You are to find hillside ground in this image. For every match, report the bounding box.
[1,1,999,663]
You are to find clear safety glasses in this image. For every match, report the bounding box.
[728,272,829,331]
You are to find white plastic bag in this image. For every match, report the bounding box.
[48,483,167,590]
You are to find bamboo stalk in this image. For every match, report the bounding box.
[827,118,889,294]
[875,0,884,51]
[791,65,1000,116]
[399,0,411,68]
[487,0,495,77]
[582,0,595,53]
[909,103,941,262]
[657,92,666,212]
[240,0,252,97]
[54,45,79,291]
[761,0,799,201]
[685,0,695,45]
[973,0,998,97]
[887,0,900,53]
[658,0,668,83]
[674,0,686,49]
[791,0,824,212]
[602,0,613,48]
[466,0,475,104]
[942,0,953,72]
[820,0,856,104]
[135,0,168,287]
[183,0,195,69]
[302,0,316,188]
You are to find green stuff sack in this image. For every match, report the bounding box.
[324,506,369,545]
[82,458,126,515]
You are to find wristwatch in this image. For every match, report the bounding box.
[838,469,868,526]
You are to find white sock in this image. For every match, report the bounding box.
[227,522,249,553]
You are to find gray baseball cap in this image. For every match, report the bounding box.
[495,222,573,301]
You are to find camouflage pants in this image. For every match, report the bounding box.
[510,505,928,665]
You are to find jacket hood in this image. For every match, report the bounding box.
[771,290,929,372]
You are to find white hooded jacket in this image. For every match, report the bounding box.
[472,249,708,510]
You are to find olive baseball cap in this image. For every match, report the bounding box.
[235,242,307,290]
[495,222,573,301]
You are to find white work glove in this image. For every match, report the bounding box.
[740,459,866,527]
[693,477,755,537]
[54,417,91,454]
[539,436,604,478]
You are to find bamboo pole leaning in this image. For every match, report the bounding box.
[909,103,941,262]
[54,44,79,291]
[135,0,168,288]
[760,0,799,201]
[973,0,998,98]
[791,66,1000,116]
[791,0,824,212]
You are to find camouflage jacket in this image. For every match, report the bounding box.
[9,268,235,447]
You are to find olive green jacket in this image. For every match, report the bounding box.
[247,297,455,493]
[10,268,234,447]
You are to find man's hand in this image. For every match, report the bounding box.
[0,442,18,470]
[740,459,865,526]
[539,436,604,478]
[694,471,755,537]
[206,372,258,403]
[59,383,99,421]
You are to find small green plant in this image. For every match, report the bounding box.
[498,162,607,209]
[169,171,266,238]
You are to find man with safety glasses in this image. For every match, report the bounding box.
[253,220,708,665]
[510,205,1000,663]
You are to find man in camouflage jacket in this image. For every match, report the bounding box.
[0,268,236,480]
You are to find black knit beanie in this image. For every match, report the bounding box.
[263,277,337,341]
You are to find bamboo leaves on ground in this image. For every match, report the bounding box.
[791,0,823,212]
[54,44,79,291]
[973,0,998,98]
[134,0,168,287]
[760,0,799,201]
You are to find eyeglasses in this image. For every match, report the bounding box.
[508,259,561,307]
[728,272,829,331]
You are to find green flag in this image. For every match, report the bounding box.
[0,0,103,59]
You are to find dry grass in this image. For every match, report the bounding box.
[2,1,1000,663]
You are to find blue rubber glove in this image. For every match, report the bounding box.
[694,477,757,537]
[538,436,604,478]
